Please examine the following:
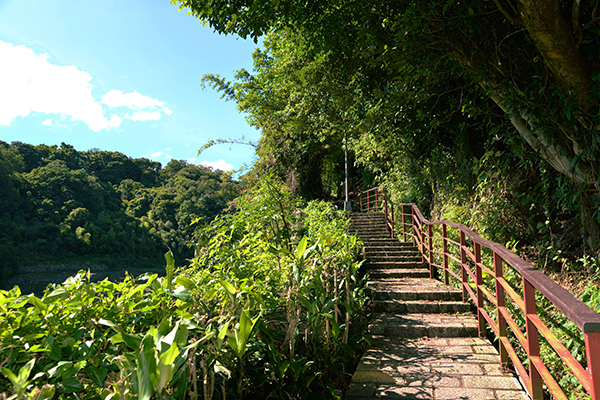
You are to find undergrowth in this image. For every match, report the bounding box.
[0,178,369,399]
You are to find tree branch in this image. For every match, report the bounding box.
[492,0,523,25]
[485,84,593,185]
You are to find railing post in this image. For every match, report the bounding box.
[391,203,395,238]
[474,242,485,337]
[402,204,407,242]
[412,205,419,248]
[460,230,468,302]
[367,191,370,212]
[420,221,427,267]
[359,191,363,212]
[523,278,543,399]
[442,224,449,285]
[374,189,378,212]
[494,252,508,370]
[585,330,600,400]
[428,224,434,279]
[383,189,390,236]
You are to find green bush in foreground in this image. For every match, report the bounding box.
[0,182,368,400]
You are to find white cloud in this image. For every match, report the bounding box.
[199,159,234,172]
[166,154,172,159]
[150,151,163,158]
[187,157,197,163]
[101,90,171,118]
[0,40,170,131]
[125,110,161,121]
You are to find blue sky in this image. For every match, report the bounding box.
[0,0,261,172]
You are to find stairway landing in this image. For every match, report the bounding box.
[347,336,528,400]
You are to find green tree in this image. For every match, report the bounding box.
[177,0,600,248]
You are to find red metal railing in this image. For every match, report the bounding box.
[357,186,600,400]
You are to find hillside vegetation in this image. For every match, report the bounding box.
[0,141,242,288]
[0,182,368,399]
[188,0,600,283]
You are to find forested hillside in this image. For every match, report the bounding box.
[183,0,600,282]
[0,141,243,287]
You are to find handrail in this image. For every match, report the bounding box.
[356,186,600,400]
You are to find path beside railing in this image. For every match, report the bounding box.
[353,186,600,400]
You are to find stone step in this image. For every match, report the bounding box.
[369,313,479,338]
[368,268,430,279]
[353,233,392,239]
[350,218,386,222]
[350,224,386,228]
[369,278,463,301]
[351,228,390,233]
[350,213,385,220]
[364,248,419,255]
[361,241,416,249]
[367,255,422,263]
[365,261,423,269]
[364,251,420,257]
[373,290,463,302]
[373,299,471,314]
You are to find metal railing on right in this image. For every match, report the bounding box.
[356,186,600,400]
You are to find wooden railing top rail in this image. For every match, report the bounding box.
[408,205,600,333]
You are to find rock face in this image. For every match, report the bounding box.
[346,212,528,399]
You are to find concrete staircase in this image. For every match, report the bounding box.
[349,212,477,339]
[345,212,528,399]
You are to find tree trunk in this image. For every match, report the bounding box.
[516,0,592,109]
[486,86,594,185]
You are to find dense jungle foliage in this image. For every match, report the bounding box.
[186,0,600,280]
[0,141,242,287]
[0,184,367,399]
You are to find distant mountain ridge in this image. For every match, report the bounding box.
[0,141,243,288]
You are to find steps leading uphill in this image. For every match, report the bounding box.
[346,212,528,400]
[349,212,476,338]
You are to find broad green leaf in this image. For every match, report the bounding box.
[161,321,179,347]
[295,236,308,260]
[219,280,236,295]
[159,342,180,366]
[137,334,157,400]
[97,318,119,329]
[175,276,195,290]
[164,250,175,290]
[121,332,142,350]
[323,313,340,339]
[217,321,230,350]
[204,288,217,301]
[158,318,171,338]
[278,361,290,378]
[47,361,77,381]
[239,310,252,349]
[158,342,180,392]
[28,296,47,313]
[43,287,68,304]
[19,358,35,385]
[0,367,20,391]
[57,377,83,393]
[166,286,193,303]
[87,365,108,387]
